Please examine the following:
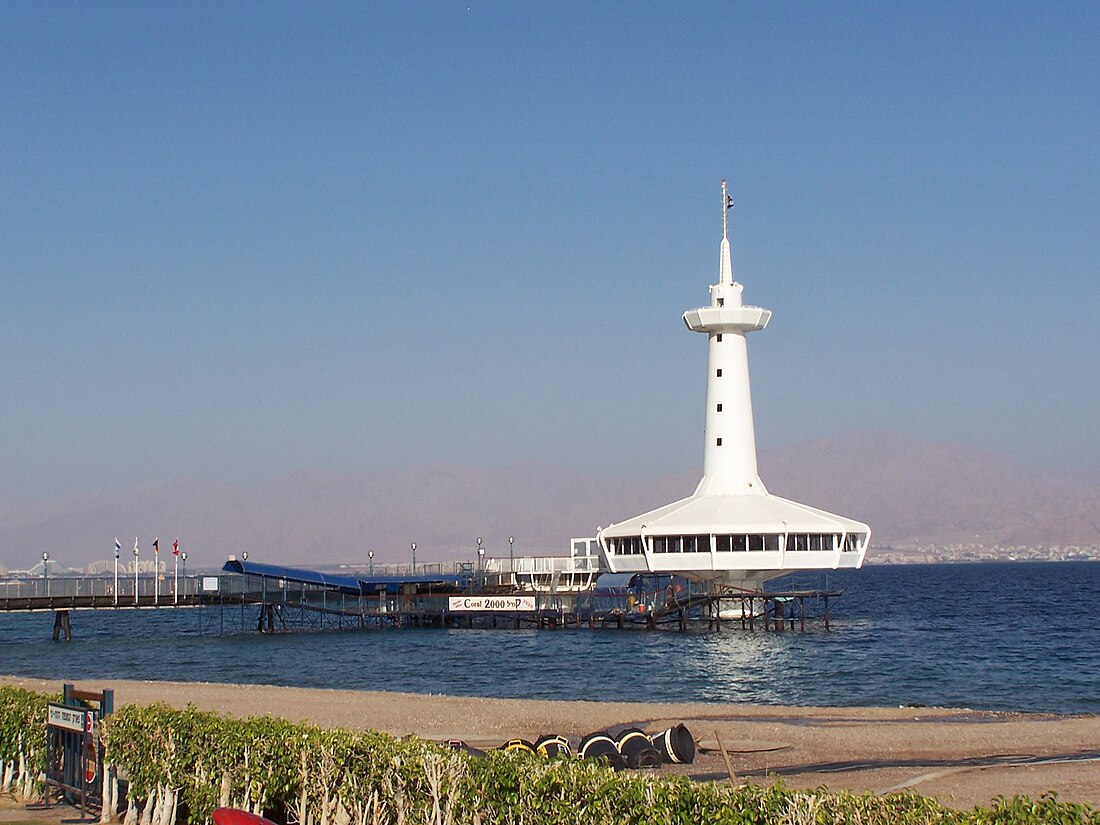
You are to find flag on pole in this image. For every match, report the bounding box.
[172,538,179,557]
[153,537,159,554]
[134,537,139,553]
[114,537,121,555]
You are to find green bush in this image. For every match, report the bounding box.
[0,686,55,801]
[3,687,1098,825]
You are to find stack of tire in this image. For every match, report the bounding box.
[576,723,695,770]
[451,723,696,770]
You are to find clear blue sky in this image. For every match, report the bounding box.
[3,2,1098,501]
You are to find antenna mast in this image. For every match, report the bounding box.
[722,179,729,240]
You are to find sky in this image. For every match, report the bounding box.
[3,1,1099,509]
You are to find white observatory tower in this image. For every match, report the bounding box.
[597,180,870,588]
[683,179,771,497]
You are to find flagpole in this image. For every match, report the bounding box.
[133,538,140,606]
[113,539,120,607]
[154,538,159,606]
[173,539,179,605]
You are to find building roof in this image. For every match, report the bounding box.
[600,491,870,537]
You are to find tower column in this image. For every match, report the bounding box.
[682,179,771,496]
[700,327,761,494]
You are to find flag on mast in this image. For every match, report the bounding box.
[114,538,121,554]
[172,538,179,557]
[153,537,159,553]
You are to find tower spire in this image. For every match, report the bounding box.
[722,178,730,240]
[719,179,734,286]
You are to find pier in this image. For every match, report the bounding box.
[0,558,840,638]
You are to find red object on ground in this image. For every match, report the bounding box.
[212,809,279,825]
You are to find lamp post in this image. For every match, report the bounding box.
[114,542,120,606]
[133,540,140,605]
[476,537,484,573]
[508,536,515,574]
[410,542,416,575]
[181,551,187,590]
[368,550,374,577]
[42,552,49,597]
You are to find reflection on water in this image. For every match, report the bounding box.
[0,562,1097,713]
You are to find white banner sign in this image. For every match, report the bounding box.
[48,703,93,733]
[448,596,537,612]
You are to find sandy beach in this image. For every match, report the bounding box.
[3,675,1099,812]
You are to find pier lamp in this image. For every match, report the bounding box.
[477,537,484,572]
[42,551,48,578]
[242,551,249,561]
[508,536,515,572]
[181,551,187,584]
[411,542,416,573]
[368,549,374,577]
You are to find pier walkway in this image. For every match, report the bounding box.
[1,560,842,637]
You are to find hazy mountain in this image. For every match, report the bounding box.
[1,432,1097,571]
[760,432,1100,548]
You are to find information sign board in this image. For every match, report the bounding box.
[47,703,94,734]
[448,596,537,612]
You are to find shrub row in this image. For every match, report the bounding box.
[1,686,1098,824]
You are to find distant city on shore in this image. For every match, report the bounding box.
[3,544,1099,578]
[868,544,1100,564]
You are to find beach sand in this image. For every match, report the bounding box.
[3,675,1098,812]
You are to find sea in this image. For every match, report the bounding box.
[1,561,1097,714]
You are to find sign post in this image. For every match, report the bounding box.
[46,684,113,820]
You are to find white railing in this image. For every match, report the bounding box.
[482,554,601,575]
[0,575,209,603]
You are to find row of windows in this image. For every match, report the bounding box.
[652,534,710,553]
[785,533,839,552]
[608,533,865,555]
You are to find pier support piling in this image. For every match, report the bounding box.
[51,610,72,641]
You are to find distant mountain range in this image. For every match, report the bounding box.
[1,432,1097,572]
[761,432,1100,549]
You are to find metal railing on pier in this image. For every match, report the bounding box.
[0,573,244,610]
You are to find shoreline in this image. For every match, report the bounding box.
[4,675,1099,810]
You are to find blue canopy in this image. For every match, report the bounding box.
[221,559,469,595]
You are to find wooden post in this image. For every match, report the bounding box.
[823,594,830,630]
[799,596,805,632]
[52,610,72,641]
[714,730,737,785]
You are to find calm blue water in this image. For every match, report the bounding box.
[1,561,1097,714]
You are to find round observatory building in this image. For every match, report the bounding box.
[597,181,870,589]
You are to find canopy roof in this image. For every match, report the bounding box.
[221,559,468,594]
[600,492,870,538]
